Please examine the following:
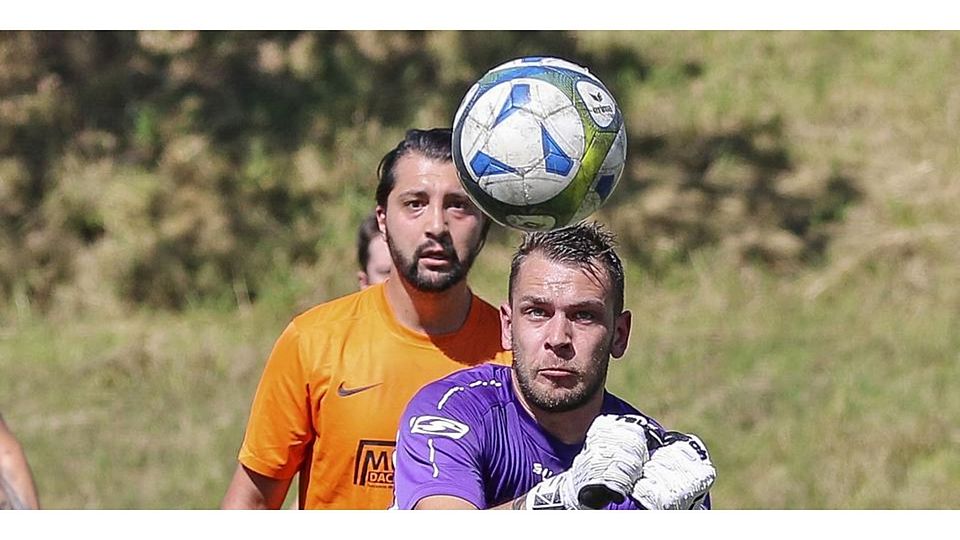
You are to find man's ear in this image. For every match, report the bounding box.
[376,205,387,235]
[499,302,513,351]
[358,271,369,290]
[610,310,632,358]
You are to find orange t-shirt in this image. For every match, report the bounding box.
[238,282,508,509]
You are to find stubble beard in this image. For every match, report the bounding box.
[386,231,480,293]
[512,337,611,414]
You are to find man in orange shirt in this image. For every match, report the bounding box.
[221,128,507,509]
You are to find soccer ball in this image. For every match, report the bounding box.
[452,56,627,232]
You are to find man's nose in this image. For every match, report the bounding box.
[544,314,574,359]
[425,202,449,236]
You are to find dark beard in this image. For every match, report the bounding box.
[387,232,479,293]
[512,340,610,413]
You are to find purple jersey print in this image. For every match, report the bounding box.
[394,364,709,510]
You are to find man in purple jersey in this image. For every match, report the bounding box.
[393,222,715,510]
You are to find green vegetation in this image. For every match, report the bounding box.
[1,31,958,508]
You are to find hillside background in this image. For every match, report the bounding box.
[0,31,957,508]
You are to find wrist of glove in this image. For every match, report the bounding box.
[525,414,650,510]
[630,431,716,510]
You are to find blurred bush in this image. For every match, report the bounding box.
[0,31,860,315]
[606,117,860,272]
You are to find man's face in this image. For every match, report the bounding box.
[377,153,486,293]
[358,235,392,289]
[502,251,631,413]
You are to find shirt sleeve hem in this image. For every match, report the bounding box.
[238,449,299,480]
[402,484,486,510]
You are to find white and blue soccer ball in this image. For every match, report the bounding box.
[452,56,627,232]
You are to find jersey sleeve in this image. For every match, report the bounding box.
[393,380,487,509]
[238,320,314,479]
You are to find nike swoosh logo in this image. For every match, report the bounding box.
[337,382,383,397]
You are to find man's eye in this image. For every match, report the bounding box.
[406,200,426,210]
[448,199,475,213]
[574,311,596,322]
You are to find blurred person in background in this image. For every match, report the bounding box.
[0,413,40,510]
[222,128,508,509]
[357,212,393,289]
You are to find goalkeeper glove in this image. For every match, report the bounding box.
[630,431,715,510]
[525,414,650,510]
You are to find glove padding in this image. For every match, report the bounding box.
[525,414,650,510]
[631,431,715,510]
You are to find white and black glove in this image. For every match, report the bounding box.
[525,414,650,510]
[631,431,715,510]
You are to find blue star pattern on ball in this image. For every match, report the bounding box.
[541,127,573,176]
[493,84,531,127]
[469,151,518,178]
[469,83,573,179]
[596,174,616,198]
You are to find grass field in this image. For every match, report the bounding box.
[1,31,959,508]
[2,243,958,508]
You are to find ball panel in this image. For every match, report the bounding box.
[489,57,598,82]
[575,79,619,129]
[453,82,481,132]
[505,214,557,231]
[484,108,546,172]
[598,124,627,191]
[570,124,627,223]
[539,105,586,166]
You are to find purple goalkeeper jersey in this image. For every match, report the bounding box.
[394,363,695,510]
